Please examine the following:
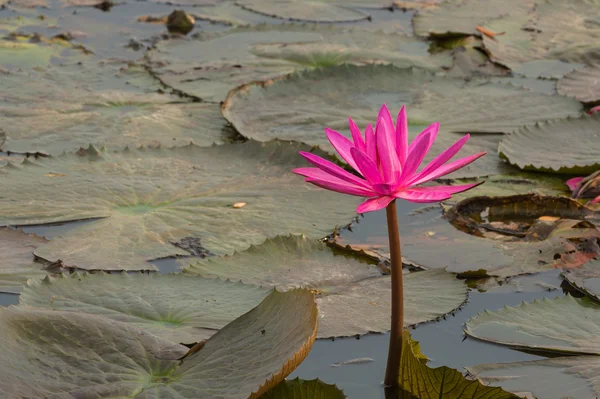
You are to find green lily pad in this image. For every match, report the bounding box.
[184,235,468,338]
[263,378,346,398]
[0,63,227,155]
[0,34,87,69]
[146,25,452,102]
[465,295,600,355]
[0,288,319,398]
[498,114,600,174]
[0,228,49,294]
[0,141,360,270]
[563,259,600,301]
[19,272,270,344]
[468,356,600,399]
[399,331,518,398]
[223,64,581,179]
[481,0,600,73]
[557,64,600,103]
[413,0,535,38]
[335,208,600,278]
[235,0,370,22]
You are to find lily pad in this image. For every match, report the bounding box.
[413,0,535,38]
[563,259,600,301]
[557,64,600,103]
[146,25,452,102]
[223,64,581,179]
[19,272,270,344]
[0,141,360,270]
[498,114,600,174]
[0,34,88,69]
[235,0,370,23]
[335,208,600,278]
[468,357,600,399]
[0,228,49,294]
[465,295,600,355]
[399,331,518,398]
[0,288,319,398]
[481,0,600,73]
[184,235,468,338]
[263,378,346,398]
[0,63,228,155]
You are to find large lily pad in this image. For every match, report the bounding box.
[399,331,517,398]
[465,295,600,355]
[557,64,600,103]
[413,0,535,38]
[146,25,452,102]
[0,228,49,294]
[563,259,600,301]
[498,114,600,174]
[263,378,346,398]
[0,63,227,155]
[481,0,600,74]
[335,207,600,278]
[0,288,319,398]
[19,272,270,344]
[235,0,371,23]
[0,141,360,270]
[185,235,468,338]
[222,64,581,179]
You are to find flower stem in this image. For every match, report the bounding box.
[384,200,404,387]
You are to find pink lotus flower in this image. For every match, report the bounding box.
[293,105,486,213]
[566,175,600,204]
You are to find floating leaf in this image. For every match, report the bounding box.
[0,288,318,398]
[413,0,534,38]
[0,228,49,294]
[223,65,581,179]
[557,64,600,103]
[235,0,370,23]
[563,259,600,301]
[399,331,518,398]
[146,25,452,102]
[185,235,468,338]
[468,356,600,399]
[19,272,270,344]
[0,34,87,69]
[0,63,227,155]
[0,141,360,270]
[499,114,600,174]
[465,295,600,355]
[263,378,346,398]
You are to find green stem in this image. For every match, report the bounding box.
[384,200,404,387]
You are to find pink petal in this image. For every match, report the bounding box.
[410,152,486,185]
[588,105,600,115]
[396,106,408,167]
[365,124,377,164]
[372,183,396,195]
[356,196,395,213]
[350,148,383,185]
[407,134,470,186]
[589,195,600,204]
[395,182,482,203]
[398,130,432,183]
[378,104,396,149]
[408,122,439,157]
[324,128,360,171]
[566,177,584,192]
[294,167,376,197]
[348,118,366,152]
[376,117,402,183]
[299,151,370,189]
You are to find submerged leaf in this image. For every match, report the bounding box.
[262,378,346,398]
[146,24,452,102]
[399,331,518,398]
[20,272,270,344]
[223,64,581,179]
[499,114,600,174]
[0,289,318,398]
[0,228,49,294]
[185,235,468,338]
[0,142,360,270]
